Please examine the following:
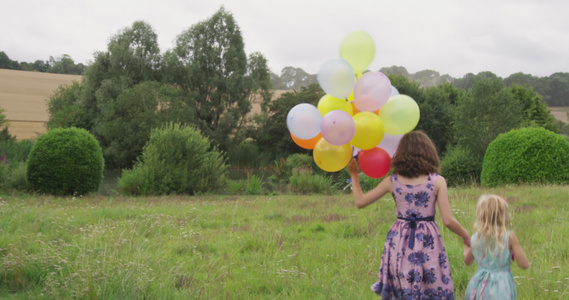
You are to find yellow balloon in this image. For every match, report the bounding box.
[379,95,420,135]
[340,31,375,73]
[351,112,385,150]
[317,94,353,116]
[313,139,352,172]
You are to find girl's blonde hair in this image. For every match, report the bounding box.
[473,194,511,256]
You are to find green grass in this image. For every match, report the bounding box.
[0,185,568,299]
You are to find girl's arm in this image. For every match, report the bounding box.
[346,159,391,208]
[435,176,471,246]
[463,245,475,265]
[509,231,529,269]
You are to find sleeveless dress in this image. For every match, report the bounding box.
[371,173,455,299]
[464,232,516,299]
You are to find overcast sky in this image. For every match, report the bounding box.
[2,0,568,78]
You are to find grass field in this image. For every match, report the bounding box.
[0,185,567,299]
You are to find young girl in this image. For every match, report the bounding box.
[464,194,529,299]
[347,130,471,299]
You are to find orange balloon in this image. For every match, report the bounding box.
[291,132,322,150]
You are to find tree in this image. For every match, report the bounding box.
[94,81,192,169]
[163,7,271,150]
[46,81,87,129]
[509,84,558,132]
[0,51,20,70]
[453,78,523,160]
[78,21,162,132]
[380,65,410,78]
[33,59,50,72]
[279,66,317,90]
[48,54,81,74]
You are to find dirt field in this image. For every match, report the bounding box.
[550,107,569,123]
[1,68,566,141]
[0,69,82,139]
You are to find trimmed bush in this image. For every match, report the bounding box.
[481,127,569,186]
[118,123,228,195]
[27,127,104,195]
[441,145,482,186]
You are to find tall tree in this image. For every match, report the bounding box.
[509,84,558,132]
[453,78,523,159]
[164,7,271,149]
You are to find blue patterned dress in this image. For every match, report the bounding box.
[371,173,455,299]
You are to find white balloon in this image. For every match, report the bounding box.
[286,103,322,140]
[317,58,356,99]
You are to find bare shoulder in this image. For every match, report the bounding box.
[435,175,447,190]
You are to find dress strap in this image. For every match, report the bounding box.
[396,214,435,249]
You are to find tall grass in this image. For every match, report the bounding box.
[0,185,567,299]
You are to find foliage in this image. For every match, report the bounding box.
[94,81,192,169]
[4,161,30,190]
[163,7,271,151]
[253,84,324,159]
[509,84,558,132]
[119,123,228,195]
[271,66,318,90]
[481,127,569,186]
[26,127,104,195]
[117,166,152,196]
[452,78,523,160]
[440,145,481,186]
[288,170,333,194]
[226,140,271,169]
[46,81,87,129]
[0,139,34,164]
[47,54,86,75]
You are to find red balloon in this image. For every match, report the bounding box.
[358,147,391,178]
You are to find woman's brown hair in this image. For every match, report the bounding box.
[391,130,440,177]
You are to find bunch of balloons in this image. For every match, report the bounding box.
[286,31,420,178]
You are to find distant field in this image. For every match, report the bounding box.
[0,68,567,140]
[0,69,82,139]
[550,107,569,123]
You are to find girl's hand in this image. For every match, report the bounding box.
[346,158,359,176]
[462,235,471,247]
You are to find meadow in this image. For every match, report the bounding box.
[0,184,567,299]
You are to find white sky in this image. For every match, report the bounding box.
[1,0,568,78]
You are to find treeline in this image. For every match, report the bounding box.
[270,65,569,107]
[0,52,86,75]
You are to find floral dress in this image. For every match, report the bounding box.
[371,173,455,299]
[464,232,516,299]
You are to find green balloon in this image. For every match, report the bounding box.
[378,95,420,135]
[339,31,375,73]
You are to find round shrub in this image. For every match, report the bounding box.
[440,145,482,186]
[27,127,104,195]
[119,123,228,195]
[481,127,569,186]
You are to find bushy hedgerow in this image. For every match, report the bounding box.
[118,123,228,195]
[441,145,482,186]
[481,127,569,186]
[26,127,104,195]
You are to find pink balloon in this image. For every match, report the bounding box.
[353,72,391,112]
[358,147,391,179]
[320,110,356,146]
[377,133,403,157]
